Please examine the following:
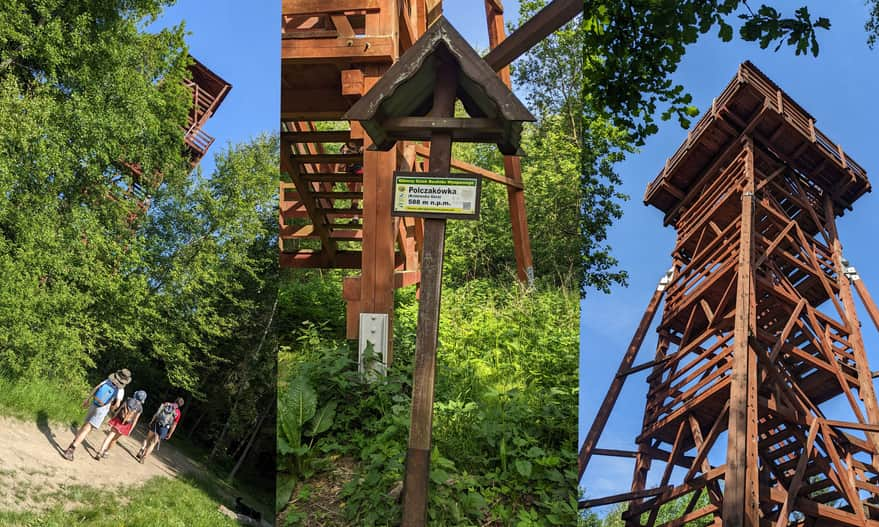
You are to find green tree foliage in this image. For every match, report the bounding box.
[0,0,188,382]
[444,2,632,291]
[868,0,879,48]
[0,0,276,495]
[583,493,713,526]
[581,1,833,144]
[513,0,633,293]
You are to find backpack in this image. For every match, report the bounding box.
[156,403,177,428]
[119,398,142,423]
[93,380,118,407]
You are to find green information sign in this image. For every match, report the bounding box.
[392,172,481,220]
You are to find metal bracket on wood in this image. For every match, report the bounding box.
[842,258,861,281]
[657,267,675,292]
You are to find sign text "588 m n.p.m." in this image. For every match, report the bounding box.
[391,172,481,220]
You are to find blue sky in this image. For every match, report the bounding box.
[151,1,521,176]
[579,0,879,513]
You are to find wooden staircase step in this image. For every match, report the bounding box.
[286,225,363,241]
[318,208,362,218]
[282,130,359,143]
[323,220,362,229]
[279,249,363,269]
[280,202,308,219]
[301,173,363,183]
[293,153,362,164]
[312,191,362,200]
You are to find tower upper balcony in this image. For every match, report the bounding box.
[644,61,870,226]
[183,58,231,166]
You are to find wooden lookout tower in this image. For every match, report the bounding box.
[580,62,879,526]
[279,0,538,357]
[117,56,230,213]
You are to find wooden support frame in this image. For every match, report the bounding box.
[581,61,879,526]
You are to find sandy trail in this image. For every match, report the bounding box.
[0,414,204,512]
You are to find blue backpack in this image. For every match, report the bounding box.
[93,380,118,407]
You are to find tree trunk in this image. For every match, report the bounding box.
[229,411,267,480]
[210,296,278,460]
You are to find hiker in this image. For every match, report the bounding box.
[63,368,131,461]
[94,389,147,460]
[340,140,363,176]
[136,397,184,463]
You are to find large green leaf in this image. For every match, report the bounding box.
[304,400,336,437]
[278,375,317,448]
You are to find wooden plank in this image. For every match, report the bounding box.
[592,448,639,458]
[281,36,395,64]
[282,0,380,16]
[282,130,353,143]
[485,2,534,283]
[412,145,522,189]
[853,278,879,335]
[279,249,361,269]
[774,419,820,527]
[330,14,356,37]
[579,284,665,479]
[825,194,879,460]
[579,486,672,509]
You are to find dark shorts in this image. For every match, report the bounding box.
[152,422,171,440]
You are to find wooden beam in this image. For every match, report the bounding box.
[282,0,380,16]
[579,486,672,509]
[413,145,523,189]
[282,130,353,143]
[401,55,458,527]
[281,36,395,64]
[483,0,581,71]
[485,0,535,283]
[723,138,759,527]
[279,249,362,269]
[579,282,666,479]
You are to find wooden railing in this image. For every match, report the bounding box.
[646,61,867,204]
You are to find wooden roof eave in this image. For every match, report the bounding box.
[344,16,534,129]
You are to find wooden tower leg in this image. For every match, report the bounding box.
[579,273,668,479]
[825,194,879,461]
[485,1,534,284]
[723,138,759,527]
[359,57,397,360]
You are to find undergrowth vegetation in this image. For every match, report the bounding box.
[278,277,579,526]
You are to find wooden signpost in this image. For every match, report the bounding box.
[344,17,534,526]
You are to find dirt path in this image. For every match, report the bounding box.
[0,414,206,512]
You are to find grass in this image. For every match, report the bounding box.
[0,375,87,424]
[0,375,273,520]
[0,477,240,527]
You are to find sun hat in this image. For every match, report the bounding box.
[109,368,132,387]
[126,397,142,412]
[134,390,147,402]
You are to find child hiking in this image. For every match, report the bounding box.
[136,397,184,463]
[63,368,131,461]
[94,389,147,460]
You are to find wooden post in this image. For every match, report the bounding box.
[400,55,457,527]
[579,277,666,479]
[485,0,534,284]
[360,65,398,363]
[722,138,759,527]
[825,194,879,461]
